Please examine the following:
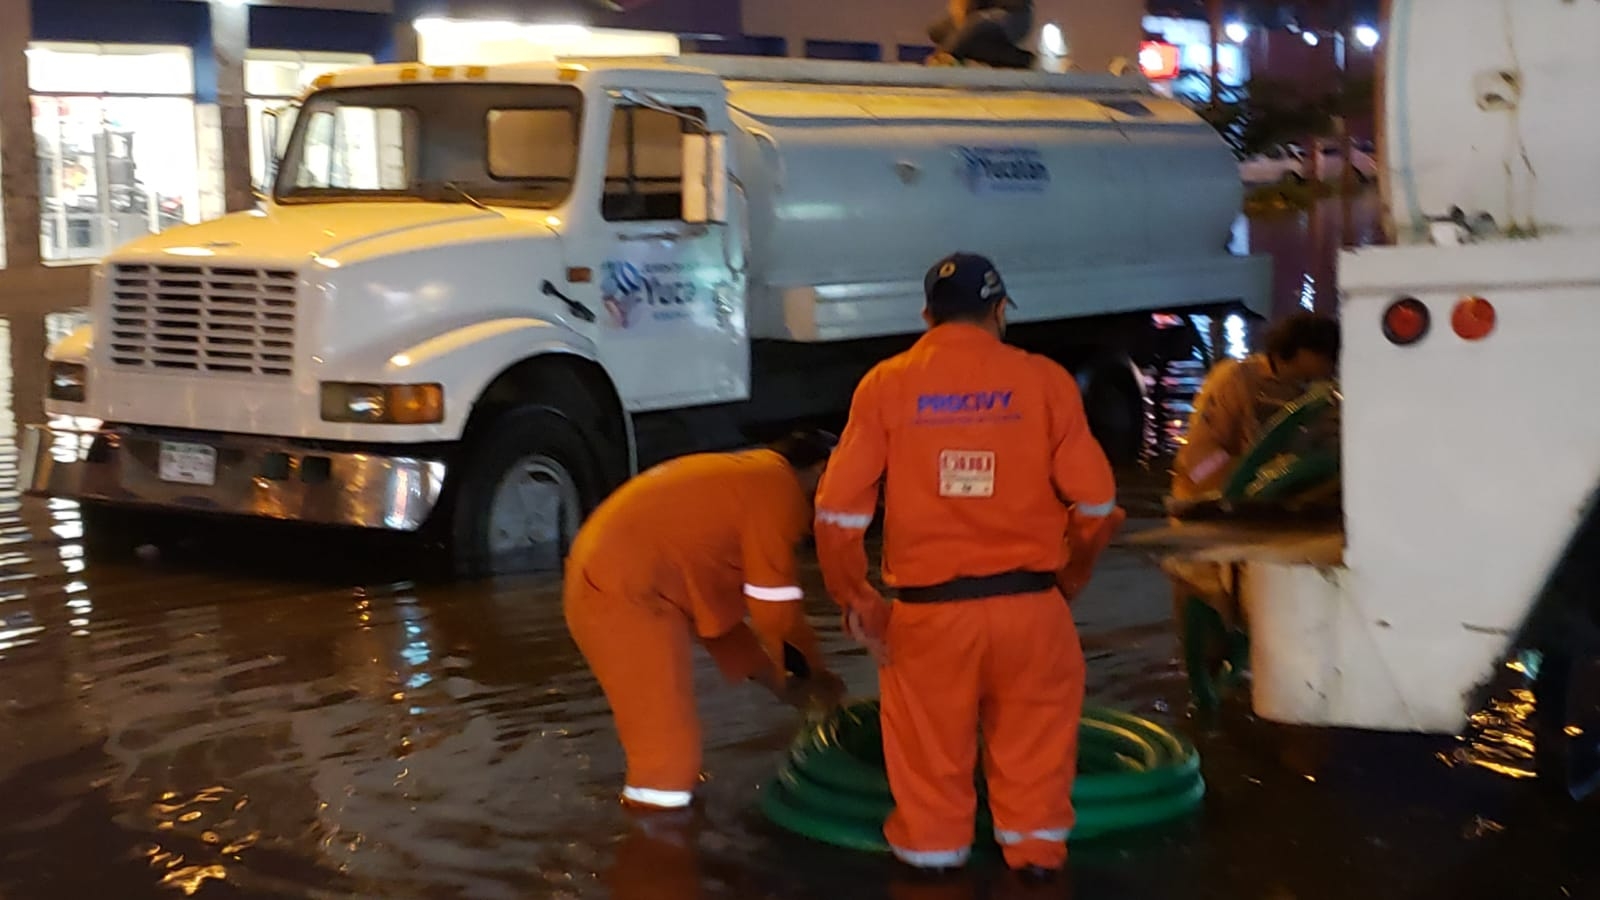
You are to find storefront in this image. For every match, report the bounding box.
[0,0,744,297]
[28,43,203,263]
[1139,15,1250,100]
[0,0,396,289]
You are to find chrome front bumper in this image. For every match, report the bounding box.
[19,425,448,531]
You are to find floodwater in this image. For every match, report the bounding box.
[0,206,1596,899]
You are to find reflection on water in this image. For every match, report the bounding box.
[1241,194,1386,320]
[1442,657,1540,782]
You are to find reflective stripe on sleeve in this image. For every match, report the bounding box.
[744,584,804,602]
[1077,499,1116,518]
[890,845,972,869]
[1188,450,1232,484]
[818,509,873,530]
[622,786,694,809]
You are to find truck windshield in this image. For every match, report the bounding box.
[273,83,582,208]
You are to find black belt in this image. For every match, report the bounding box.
[896,570,1057,604]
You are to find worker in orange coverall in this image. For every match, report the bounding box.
[815,253,1123,881]
[564,432,846,811]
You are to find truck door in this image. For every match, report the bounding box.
[582,95,749,413]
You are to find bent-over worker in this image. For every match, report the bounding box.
[1166,312,1340,692]
[1170,312,1340,502]
[564,432,844,811]
[814,253,1122,878]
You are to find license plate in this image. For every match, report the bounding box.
[157,442,218,486]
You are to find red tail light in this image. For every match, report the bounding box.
[1383,297,1430,345]
[1452,296,1496,341]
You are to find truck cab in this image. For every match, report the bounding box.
[26,54,1269,575]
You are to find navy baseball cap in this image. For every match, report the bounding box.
[924,252,1017,315]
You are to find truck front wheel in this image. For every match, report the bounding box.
[447,405,607,577]
[78,502,182,561]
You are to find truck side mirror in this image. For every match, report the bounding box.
[261,107,282,188]
[682,132,728,225]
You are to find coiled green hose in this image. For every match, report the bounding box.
[760,701,1205,853]
[1220,381,1341,505]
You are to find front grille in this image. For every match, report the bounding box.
[107,263,299,378]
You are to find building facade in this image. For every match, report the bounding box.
[736,0,1144,72]
[0,0,1142,307]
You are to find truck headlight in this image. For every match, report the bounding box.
[320,383,444,425]
[48,362,87,403]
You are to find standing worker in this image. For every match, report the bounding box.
[814,253,1123,879]
[565,432,846,811]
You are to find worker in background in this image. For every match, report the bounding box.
[815,253,1123,881]
[564,432,846,812]
[926,0,1036,69]
[1166,312,1340,694]
[1170,311,1341,502]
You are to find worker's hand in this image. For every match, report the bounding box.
[1059,506,1128,602]
[787,669,847,719]
[844,599,892,666]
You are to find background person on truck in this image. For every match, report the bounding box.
[926,0,1036,69]
[563,432,846,812]
[814,253,1121,879]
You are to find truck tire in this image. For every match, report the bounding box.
[78,503,180,562]
[1078,359,1145,466]
[447,404,609,578]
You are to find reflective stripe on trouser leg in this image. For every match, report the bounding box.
[995,828,1070,845]
[879,602,986,864]
[890,846,972,869]
[564,574,703,807]
[977,591,1085,872]
[622,786,695,809]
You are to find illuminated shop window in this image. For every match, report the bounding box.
[27,42,199,264]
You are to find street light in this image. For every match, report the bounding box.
[1041,23,1067,58]
[1355,24,1380,48]
[1224,21,1249,43]
[1302,30,1320,47]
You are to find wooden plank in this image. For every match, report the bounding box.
[1122,520,1345,567]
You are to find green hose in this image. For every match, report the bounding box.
[760,702,1205,853]
[1182,596,1251,711]
[1220,382,1340,504]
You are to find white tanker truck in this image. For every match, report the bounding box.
[22,54,1267,574]
[1133,0,1600,797]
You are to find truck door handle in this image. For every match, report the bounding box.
[542,280,596,323]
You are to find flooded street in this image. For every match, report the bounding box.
[0,203,1595,899]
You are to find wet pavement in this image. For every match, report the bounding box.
[1,205,1596,898]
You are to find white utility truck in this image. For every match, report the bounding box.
[1135,0,1600,796]
[23,54,1267,574]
